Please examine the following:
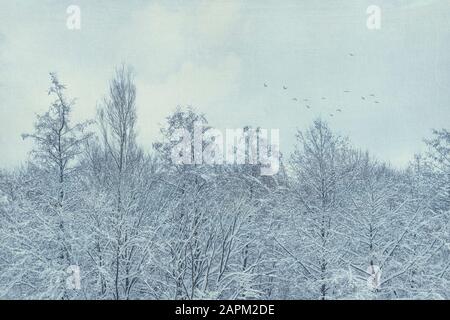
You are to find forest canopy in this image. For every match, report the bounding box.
[0,67,448,300]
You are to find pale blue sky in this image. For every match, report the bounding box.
[0,0,449,168]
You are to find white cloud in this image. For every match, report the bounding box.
[118,1,243,77]
[136,53,242,146]
[117,1,244,146]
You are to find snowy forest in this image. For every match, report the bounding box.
[0,66,448,300]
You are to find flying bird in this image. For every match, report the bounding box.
[264,83,268,87]
[321,97,326,100]
[283,86,288,90]
[336,109,342,112]
[306,105,311,109]
[374,101,380,104]
[361,96,366,100]
[344,90,351,93]
[292,98,298,101]
[349,53,354,57]
[329,113,334,117]
[370,93,375,97]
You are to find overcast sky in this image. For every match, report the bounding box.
[0,0,449,168]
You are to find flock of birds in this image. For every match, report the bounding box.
[262,53,381,118]
[263,82,380,117]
